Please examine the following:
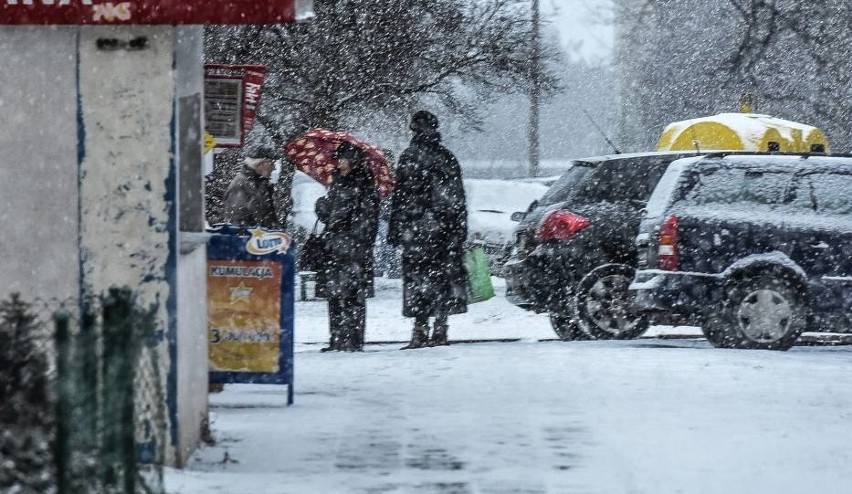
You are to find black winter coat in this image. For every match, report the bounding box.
[315,165,379,301]
[388,131,468,318]
[223,165,281,229]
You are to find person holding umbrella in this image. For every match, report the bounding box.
[315,141,380,352]
[389,110,468,349]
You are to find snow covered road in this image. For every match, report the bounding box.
[166,278,852,494]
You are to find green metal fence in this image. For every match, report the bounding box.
[0,289,167,494]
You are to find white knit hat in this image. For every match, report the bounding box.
[244,157,271,170]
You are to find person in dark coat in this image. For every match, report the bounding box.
[389,110,468,349]
[223,143,283,229]
[316,141,380,352]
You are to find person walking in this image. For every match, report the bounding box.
[315,141,380,352]
[223,143,283,229]
[389,110,468,349]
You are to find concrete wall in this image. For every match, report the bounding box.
[0,26,208,467]
[77,25,184,466]
[77,26,174,308]
[0,27,79,303]
[174,26,209,467]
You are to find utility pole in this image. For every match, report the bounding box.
[529,0,541,177]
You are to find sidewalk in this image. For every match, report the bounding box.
[165,278,852,494]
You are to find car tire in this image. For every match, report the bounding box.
[709,273,807,350]
[549,313,591,341]
[574,264,649,340]
[700,322,736,348]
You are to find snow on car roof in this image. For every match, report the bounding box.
[719,153,852,163]
[572,150,705,165]
[709,154,852,171]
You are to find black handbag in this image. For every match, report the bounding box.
[299,220,327,272]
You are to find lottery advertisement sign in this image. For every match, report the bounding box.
[206,225,295,404]
[208,260,282,373]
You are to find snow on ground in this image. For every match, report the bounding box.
[166,278,852,494]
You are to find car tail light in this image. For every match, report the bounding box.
[658,215,679,271]
[536,210,590,241]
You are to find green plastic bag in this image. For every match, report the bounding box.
[464,246,495,303]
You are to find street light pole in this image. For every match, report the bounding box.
[529,0,541,178]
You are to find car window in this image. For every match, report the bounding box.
[539,164,594,206]
[631,162,670,201]
[680,168,793,207]
[792,173,852,215]
[574,160,668,203]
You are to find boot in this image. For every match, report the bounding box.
[320,341,339,353]
[400,325,429,350]
[341,330,364,352]
[350,324,365,352]
[430,324,449,346]
[320,331,342,352]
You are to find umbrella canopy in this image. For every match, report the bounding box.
[284,129,394,200]
[656,113,830,153]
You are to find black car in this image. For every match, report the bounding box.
[504,151,702,340]
[631,153,852,350]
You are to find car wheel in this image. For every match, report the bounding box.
[710,273,807,350]
[549,313,591,341]
[574,264,649,340]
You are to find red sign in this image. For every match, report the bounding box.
[0,0,313,25]
[204,64,267,148]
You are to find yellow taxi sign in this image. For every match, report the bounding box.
[657,113,829,153]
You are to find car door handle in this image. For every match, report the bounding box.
[809,241,830,249]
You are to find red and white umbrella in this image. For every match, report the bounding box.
[284,128,395,200]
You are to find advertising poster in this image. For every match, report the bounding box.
[208,260,282,373]
[204,64,267,148]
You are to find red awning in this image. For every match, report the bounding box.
[0,0,314,25]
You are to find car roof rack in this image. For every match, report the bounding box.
[700,151,852,160]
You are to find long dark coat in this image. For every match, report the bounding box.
[315,165,379,301]
[388,130,468,318]
[223,165,281,229]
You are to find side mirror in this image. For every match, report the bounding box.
[511,212,525,222]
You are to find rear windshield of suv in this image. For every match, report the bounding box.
[574,159,669,204]
[539,164,594,206]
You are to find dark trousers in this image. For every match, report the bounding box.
[415,312,448,327]
[328,296,366,351]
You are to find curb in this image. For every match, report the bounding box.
[298,333,852,347]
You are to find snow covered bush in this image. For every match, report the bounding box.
[0,294,55,494]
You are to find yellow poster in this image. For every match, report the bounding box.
[203,131,218,154]
[208,260,282,373]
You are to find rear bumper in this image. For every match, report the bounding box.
[503,243,591,313]
[503,254,548,311]
[630,269,724,325]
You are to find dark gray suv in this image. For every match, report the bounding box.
[631,153,852,350]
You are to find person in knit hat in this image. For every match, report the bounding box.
[223,142,282,229]
[389,110,468,349]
